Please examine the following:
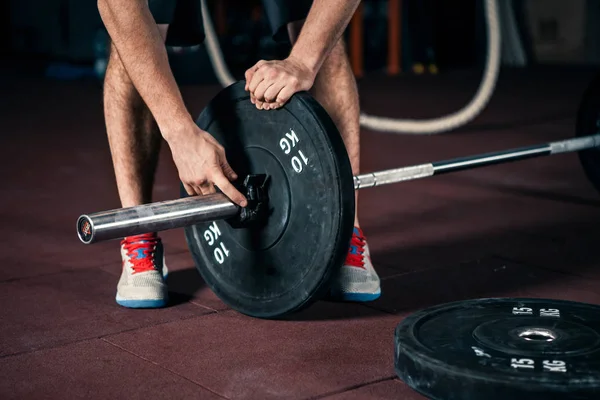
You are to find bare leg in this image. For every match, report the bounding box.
[103,25,169,208]
[288,23,361,227]
[104,25,172,309]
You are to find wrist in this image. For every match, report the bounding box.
[288,49,321,77]
[160,113,197,143]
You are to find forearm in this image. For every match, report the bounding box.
[289,0,361,73]
[98,0,193,137]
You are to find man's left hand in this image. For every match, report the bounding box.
[244,56,316,110]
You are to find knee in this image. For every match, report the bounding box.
[106,42,127,76]
[322,39,349,72]
[103,41,143,108]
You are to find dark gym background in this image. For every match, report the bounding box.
[1,1,593,73]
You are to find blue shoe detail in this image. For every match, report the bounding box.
[329,288,381,302]
[134,248,148,259]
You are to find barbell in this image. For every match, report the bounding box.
[77,77,600,319]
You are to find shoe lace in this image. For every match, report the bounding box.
[345,229,366,268]
[121,233,159,274]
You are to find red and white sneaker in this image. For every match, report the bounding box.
[116,233,169,308]
[330,227,381,302]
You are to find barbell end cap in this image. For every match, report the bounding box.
[77,215,95,245]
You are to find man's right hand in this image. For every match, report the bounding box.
[166,123,248,208]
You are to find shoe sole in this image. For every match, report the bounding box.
[329,288,381,302]
[116,295,168,309]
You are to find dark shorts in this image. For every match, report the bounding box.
[149,0,313,46]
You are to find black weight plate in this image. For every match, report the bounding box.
[183,81,355,319]
[577,73,600,193]
[395,298,600,399]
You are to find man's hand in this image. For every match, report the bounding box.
[166,123,248,207]
[244,56,316,110]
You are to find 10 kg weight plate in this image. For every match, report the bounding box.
[183,82,355,319]
[395,298,600,399]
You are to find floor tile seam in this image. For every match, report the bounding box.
[0,337,100,360]
[0,313,216,360]
[304,376,398,399]
[101,337,229,399]
[491,254,600,282]
[187,300,225,313]
[0,267,96,284]
[0,249,189,283]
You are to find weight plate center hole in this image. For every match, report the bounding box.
[516,327,558,342]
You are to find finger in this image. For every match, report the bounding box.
[198,181,216,196]
[190,184,204,196]
[263,81,286,103]
[254,78,274,102]
[182,182,196,196]
[254,98,266,110]
[206,183,217,195]
[248,67,267,94]
[244,69,256,90]
[275,85,297,105]
[213,173,248,208]
[244,60,267,90]
[245,67,258,90]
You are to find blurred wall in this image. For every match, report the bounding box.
[526,0,586,63]
[9,0,103,62]
[6,0,600,67]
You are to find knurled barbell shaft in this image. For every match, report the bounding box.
[77,133,600,244]
[353,134,600,189]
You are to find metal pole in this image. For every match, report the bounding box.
[353,134,600,189]
[78,134,600,244]
[77,193,238,244]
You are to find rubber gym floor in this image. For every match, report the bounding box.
[2,64,600,399]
